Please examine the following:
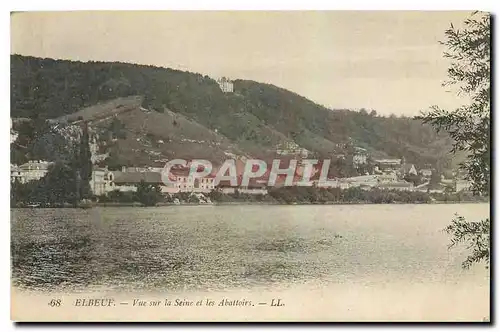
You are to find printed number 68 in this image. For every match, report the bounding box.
[48,299,61,307]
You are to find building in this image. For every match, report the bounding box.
[419,169,433,178]
[122,166,150,173]
[238,178,269,195]
[275,142,309,158]
[415,182,445,194]
[10,165,22,183]
[11,160,53,183]
[377,173,398,183]
[217,77,234,93]
[163,168,217,193]
[10,118,18,143]
[374,159,402,172]
[313,179,350,189]
[194,177,216,192]
[352,147,368,168]
[345,175,379,188]
[90,167,114,196]
[377,181,414,192]
[110,171,164,192]
[352,154,368,167]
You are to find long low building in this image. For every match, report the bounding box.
[376,181,414,191]
[11,160,53,184]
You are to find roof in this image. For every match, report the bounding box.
[169,168,191,177]
[374,159,402,165]
[377,181,413,188]
[19,161,52,170]
[112,171,163,184]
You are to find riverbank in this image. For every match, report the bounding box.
[11,186,487,208]
[11,200,489,208]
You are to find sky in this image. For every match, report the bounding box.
[10,11,474,116]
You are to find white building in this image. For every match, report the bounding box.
[90,167,114,196]
[374,158,402,171]
[353,154,368,167]
[352,147,368,167]
[10,118,18,143]
[163,168,216,193]
[377,181,414,192]
[314,179,351,189]
[276,142,309,158]
[217,77,234,93]
[345,175,378,188]
[11,160,53,183]
[195,177,216,192]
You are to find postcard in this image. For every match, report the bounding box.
[10,10,491,322]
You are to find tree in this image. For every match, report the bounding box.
[135,180,162,206]
[43,161,79,205]
[429,169,442,188]
[404,174,424,186]
[359,108,368,115]
[417,13,490,269]
[76,122,93,199]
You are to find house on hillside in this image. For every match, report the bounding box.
[373,158,402,172]
[275,142,309,158]
[11,160,53,184]
[217,77,234,93]
[352,148,368,168]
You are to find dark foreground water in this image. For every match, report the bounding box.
[11,204,490,293]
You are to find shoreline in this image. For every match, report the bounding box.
[11,200,489,209]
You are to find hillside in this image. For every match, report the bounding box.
[10,54,457,169]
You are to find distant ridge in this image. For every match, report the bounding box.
[10,54,458,170]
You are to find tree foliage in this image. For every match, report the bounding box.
[418,13,490,196]
[11,54,454,167]
[444,215,490,269]
[77,123,93,199]
[418,13,490,269]
[135,180,162,207]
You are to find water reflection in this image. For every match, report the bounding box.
[11,204,490,292]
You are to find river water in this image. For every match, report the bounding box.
[11,204,490,294]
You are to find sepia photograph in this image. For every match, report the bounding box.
[9,10,490,322]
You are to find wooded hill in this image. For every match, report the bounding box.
[11,54,458,170]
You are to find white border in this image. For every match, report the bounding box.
[3,0,498,330]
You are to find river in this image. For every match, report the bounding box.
[10,204,490,321]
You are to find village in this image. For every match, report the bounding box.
[9,77,473,204]
[10,148,472,202]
